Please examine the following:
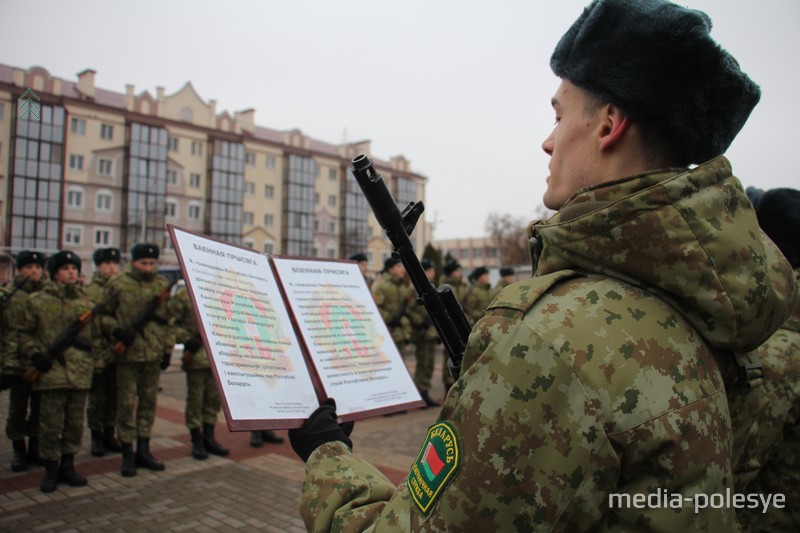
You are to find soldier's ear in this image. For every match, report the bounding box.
[599,104,630,150]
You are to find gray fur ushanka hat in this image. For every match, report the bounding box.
[551,0,761,164]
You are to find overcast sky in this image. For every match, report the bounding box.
[2,0,798,239]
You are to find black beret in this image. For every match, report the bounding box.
[746,186,764,210]
[16,250,46,269]
[48,250,81,278]
[131,243,160,261]
[756,188,800,269]
[443,260,461,276]
[469,266,489,282]
[500,267,515,277]
[421,259,436,271]
[93,247,121,265]
[348,252,368,263]
[551,0,760,164]
[383,256,402,271]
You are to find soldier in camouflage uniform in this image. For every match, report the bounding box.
[731,188,800,531]
[372,257,413,350]
[19,251,100,492]
[493,267,515,296]
[84,247,123,457]
[105,244,175,477]
[462,266,492,327]
[407,260,440,407]
[349,252,374,289]
[439,260,467,394]
[2,251,47,472]
[289,1,799,530]
[171,286,229,460]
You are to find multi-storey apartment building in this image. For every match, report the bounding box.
[0,64,428,279]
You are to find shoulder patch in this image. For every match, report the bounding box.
[487,269,585,313]
[408,421,461,516]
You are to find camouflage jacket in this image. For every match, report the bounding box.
[19,281,100,391]
[732,268,800,531]
[1,275,48,375]
[84,271,119,369]
[406,291,438,343]
[372,273,413,345]
[462,281,493,327]
[171,288,209,370]
[298,157,798,532]
[104,266,175,364]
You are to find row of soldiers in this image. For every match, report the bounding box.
[0,244,277,493]
[351,252,515,407]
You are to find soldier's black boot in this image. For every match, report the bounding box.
[58,454,87,487]
[40,460,59,493]
[103,426,123,453]
[203,424,229,456]
[250,430,263,448]
[121,443,137,477]
[135,438,165,471]
[190,428,208,460]
[11,439,27,472]
[420,390,441,408]
[27,437,43,466]
[261,430,284,444]
[90,429,105,457]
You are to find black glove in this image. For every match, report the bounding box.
[183,337,202,354]
[159,353,171,370]
[289,398,354,462]
[0,374,21,391]
[31,353,52,373]
[113,328,135,347]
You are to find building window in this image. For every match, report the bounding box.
[167,170,178,185]
[245,152,255,166]
[266,155,275,169]
[168,137,178,152]
[328,221,336,233]
[165,199,177,218]
[96,191,113,212]
[70,118,86,135]
[327,247,336,259]
[69,154,84,170]
[328,195,336,208]
[283,154,316,256]
[264,214,274,227]
[100,123,114,140]
[243,239,255,249]
[125,122,168,250]
[265,184,274,198]
[244,181,255,196]
[66,187,84,208]
[315,192,320,205]
[329,168,337,180]
[191,141,203,156]
[209,139,245,244]
[263,241,274,254]
[244,211,254,225]
[0,102,4,120]
[98,158,113,176]
[474,248,483,259]
[180,107,194,122]
[188,203,201,220]
[94,228,112,246]
[189,173,201,188]
[64,226,83,245]
[460,248,469,259]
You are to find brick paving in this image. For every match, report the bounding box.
[0,347,446,532]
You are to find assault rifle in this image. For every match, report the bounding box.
[351,155,471,378]
[24,291,120,384]
[0,277,29,308]
[113,279,179,357]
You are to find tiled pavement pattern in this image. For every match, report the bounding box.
[0,347,445,532]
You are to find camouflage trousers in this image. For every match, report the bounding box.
[38,389,88,461]
[116,361,160,444]
[87,364,117,430]
[5,376,40,441]
[413,339,437,392]
[185,368,221,429]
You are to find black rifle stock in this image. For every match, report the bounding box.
[113,279,179,357]
[351,154,471,378]
[0,277,29,308]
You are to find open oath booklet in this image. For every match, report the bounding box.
[168,225,424,430]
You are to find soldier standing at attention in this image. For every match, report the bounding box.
[407,260,441,407]
[2,251,47,472]
[19,251,99,492]
[348,252,374,288]
[105,244,175,477]
[84,247,123,457]
[372,257,412,350]
[462,266,492,327]
[171,286,229,460]
[493,267,515,295]
[288,1,798,530]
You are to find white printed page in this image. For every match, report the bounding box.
[169,226,319,429]
[271,256,423,419]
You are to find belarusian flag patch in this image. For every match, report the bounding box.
[408,421,461,516]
